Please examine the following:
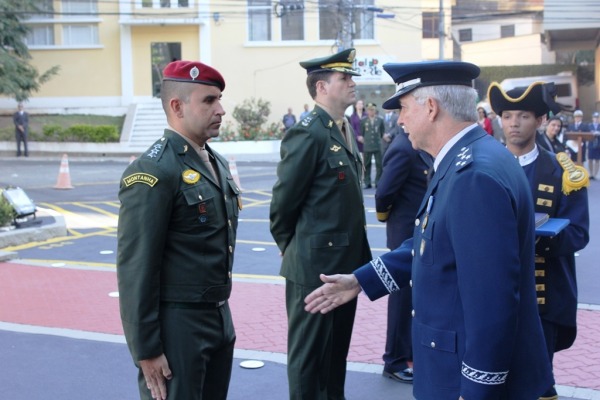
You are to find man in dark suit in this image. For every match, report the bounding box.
[489,81,590,400]
[381,109,400,155]
[566,109,590,163]
[13,103,29,157]
[375,120,431,384]
[270,48,372,400]
[305,61,554,399]
[117,60,241,400]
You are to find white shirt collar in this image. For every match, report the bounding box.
[433,123,478,171]
[515,144,539,167]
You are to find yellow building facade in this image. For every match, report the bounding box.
[1,0,452,124]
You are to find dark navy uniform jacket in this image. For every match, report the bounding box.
[524,148,589,351]
[354,127,554,399]
[375,132,431,249]
[117,130,241,361]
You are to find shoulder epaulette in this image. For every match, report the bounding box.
[454,146,473,171]
[300,111,318,128]
[556,152,589,194]
[143,136,168,161]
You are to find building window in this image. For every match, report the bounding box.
[62,0,98,14]
[500,24,515,38]
[459,28,472,42]
[31,0,54,18]
[248,0,272,41]
[319,0,375,42]
[26,25,55,46]
[280,0,304,41]
[422,12,439,39]
[63,24,99,45]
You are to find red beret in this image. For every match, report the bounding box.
[162,60,225,91]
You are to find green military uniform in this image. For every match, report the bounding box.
[361,113,385,187]
[270,104,372,399]
[117,129,241,400]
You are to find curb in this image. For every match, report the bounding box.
[0,207,67,251]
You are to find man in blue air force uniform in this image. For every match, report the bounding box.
[305,61,554,399]
[489,81,590,400]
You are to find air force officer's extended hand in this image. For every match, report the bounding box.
[304,274,362,314]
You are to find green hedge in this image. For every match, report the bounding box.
[0,114,124,142]
[41,124,120,142]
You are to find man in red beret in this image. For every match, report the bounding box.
[117,60,241,400]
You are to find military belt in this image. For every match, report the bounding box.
[160,301,226,309]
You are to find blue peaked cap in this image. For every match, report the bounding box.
[382,61,480,110]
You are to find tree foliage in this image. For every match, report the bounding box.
[232,98,271,130]
[0,0,59,102]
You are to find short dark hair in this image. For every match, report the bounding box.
[547,116,563,131]
[306,71,332,99]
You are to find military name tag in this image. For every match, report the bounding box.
[122,173,158,187]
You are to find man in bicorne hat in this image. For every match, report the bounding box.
[270,48,371,400]
[489,81,590,400]
[304,60,555,399]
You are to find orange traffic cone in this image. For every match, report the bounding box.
[54,153,74,189]
[228,157,243,191]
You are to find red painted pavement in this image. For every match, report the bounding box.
[1,261,599,391]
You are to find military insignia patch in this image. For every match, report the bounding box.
[455,146,472,168]
[146,143,163,158]
[327,120,334,128]
[182,169,201,184]
[190,66,200,80]
[122,173,159,187]
[301,115,314,126]
[330,144,342,152]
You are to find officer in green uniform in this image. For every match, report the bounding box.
[360,102,385,188]
[270,48,372,400]
[117,60,241,400]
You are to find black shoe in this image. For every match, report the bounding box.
[382,367,413,384]
[363,184,372,189]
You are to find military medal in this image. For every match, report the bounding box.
[422,195,434,232]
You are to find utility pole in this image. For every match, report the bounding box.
[338,0,354,52]
[438,0,445,60]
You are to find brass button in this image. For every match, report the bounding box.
[411,310,415,317]
[228,245,233,253]
[328,242,333,247]
[198,195,203,201]
[409,280,413,287]
[415,218,420,226]
[430,341,436,348]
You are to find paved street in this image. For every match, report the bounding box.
[1,155,600,399]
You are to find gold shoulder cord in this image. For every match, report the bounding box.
[556,152,589,194]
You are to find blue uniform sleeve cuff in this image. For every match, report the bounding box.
[354,238,413,301]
